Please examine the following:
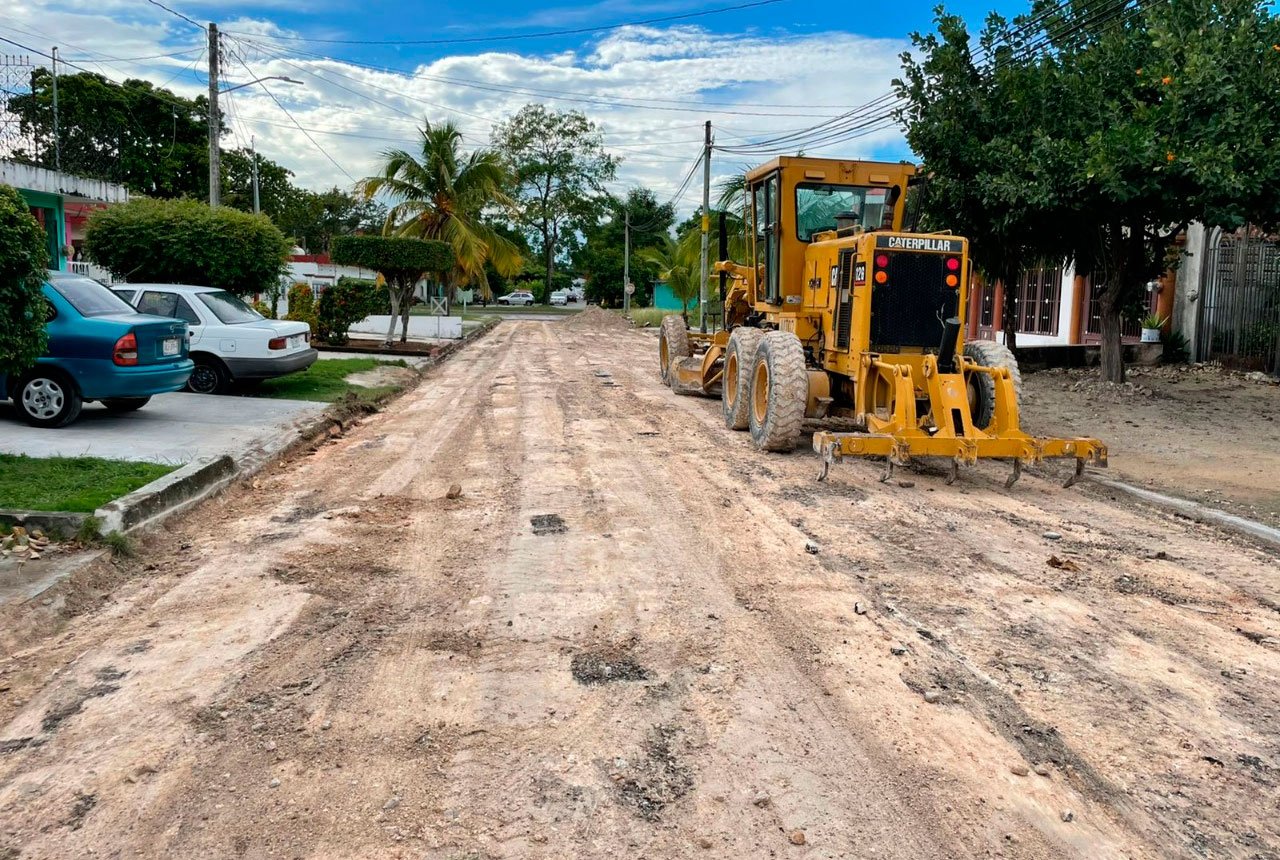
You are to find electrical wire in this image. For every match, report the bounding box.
[227,48,355,182]
[144,0,207,33]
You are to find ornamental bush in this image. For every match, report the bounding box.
[330,235,451,347]
[284,282,317,334]
[316,277,382,345]
[85,198,290,296]
[0,184,51,377]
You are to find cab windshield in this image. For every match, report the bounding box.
[795,183,891,240]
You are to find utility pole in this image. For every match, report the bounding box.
[207,22,220,207]
[623,208,631,317]
[698,120,712,332]
[251,134,260,214]
[50,47,61,173]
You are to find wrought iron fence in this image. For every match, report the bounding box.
[1198,228,1280,372]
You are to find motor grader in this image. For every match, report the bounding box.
[657,156,1106,486]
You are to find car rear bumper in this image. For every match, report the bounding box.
[224,349,318,380]
[78,360,194,399]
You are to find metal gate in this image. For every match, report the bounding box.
[1198,228,1280,372]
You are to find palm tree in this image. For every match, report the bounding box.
[357,120,523,307]
[639,236,697,322]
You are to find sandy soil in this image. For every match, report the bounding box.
[1022,365,1280,529]
[1,321,1277,859]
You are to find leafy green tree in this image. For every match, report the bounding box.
[84,198,290,296]
[896,9,1071,353]
[277,187,386,254]
[357,119,523,301]
[899,0,1280,380]
[492,104,618,290]
[330,235,451,346]
[9,70,212,198]
[575,189,672,307]
[0,185,51,376]
[221,149,295,219]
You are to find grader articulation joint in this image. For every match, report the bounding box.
[656,156,1106,487]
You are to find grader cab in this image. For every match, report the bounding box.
[657,156,1106,486]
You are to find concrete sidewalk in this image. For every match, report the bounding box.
[0,392,326,465]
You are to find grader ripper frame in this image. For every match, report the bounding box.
[658,156,1106,487]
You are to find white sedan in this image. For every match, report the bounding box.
[113,284,317,394]
[497,290,535,306]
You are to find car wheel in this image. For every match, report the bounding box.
[16,370,83,428]
[186,356,229,394]
[102,397,151,412]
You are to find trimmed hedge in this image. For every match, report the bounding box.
[330,235,452,277]
[85,198,290,296]
[0,185,50,376]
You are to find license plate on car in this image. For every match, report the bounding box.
[162,337,179,356]
[288,335,304,349]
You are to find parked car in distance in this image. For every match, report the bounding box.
[113,284,317,394]
[1,272,193,428]
[549,290,569,306]
[497,290,535,306]
[566,286,584,302]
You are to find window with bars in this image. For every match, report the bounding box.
[1082,278,1158,340]
[1014,263,1063,335]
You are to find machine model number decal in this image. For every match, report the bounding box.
[829,265,840,288]
[876,235,964,253]
[853,262,866,285]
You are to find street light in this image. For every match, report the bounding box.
[207,73,303,206]
[219,75,304,94]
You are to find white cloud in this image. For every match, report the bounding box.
[4,1,913,216]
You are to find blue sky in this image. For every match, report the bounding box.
[5,0,1029,208]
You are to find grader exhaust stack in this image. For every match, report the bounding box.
[656,156,1106,487]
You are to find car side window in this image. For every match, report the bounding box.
[137,291,178,318]
[112,289,135,304]
[174,296,202,325]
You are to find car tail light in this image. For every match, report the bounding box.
[113,332,138,366]
[268,336,288,350]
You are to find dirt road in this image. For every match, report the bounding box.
[2,318,1277,859]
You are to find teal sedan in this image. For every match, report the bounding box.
[1,272,193,428]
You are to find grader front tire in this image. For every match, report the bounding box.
[964,340,1023,430]
[748,331,808,452]
[722,327,764,430]
[658,315,691,384]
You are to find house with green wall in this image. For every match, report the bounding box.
[653,281,700,312]
[1,160,129,271]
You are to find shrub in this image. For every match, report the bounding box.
[284,282,317,334]
[85,198,290,296]
[317,278,382,345]
[0,184,51,376]
[251,299,274,319]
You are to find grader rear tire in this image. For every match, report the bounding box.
[659,315,691,384]
[748,331,808,452]
[722,327,764,430]
[964,340,1023,430]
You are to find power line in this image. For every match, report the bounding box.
[144,0,207,32]
[227,49,355,182]
[226,0,785,46]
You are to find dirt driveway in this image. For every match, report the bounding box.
[1,319,1276,859]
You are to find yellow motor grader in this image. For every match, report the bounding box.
[657,156,1106,486]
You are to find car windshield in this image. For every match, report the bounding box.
[48,274,138,317]
[794,183,891,240]
[197,290,263,324]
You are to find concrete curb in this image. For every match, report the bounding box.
[1092,476,1280,552]
[95,455,237,534]
[424,317,500,365]
[0,508,87,535]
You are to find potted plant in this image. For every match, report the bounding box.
[1140,313,1165,344]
